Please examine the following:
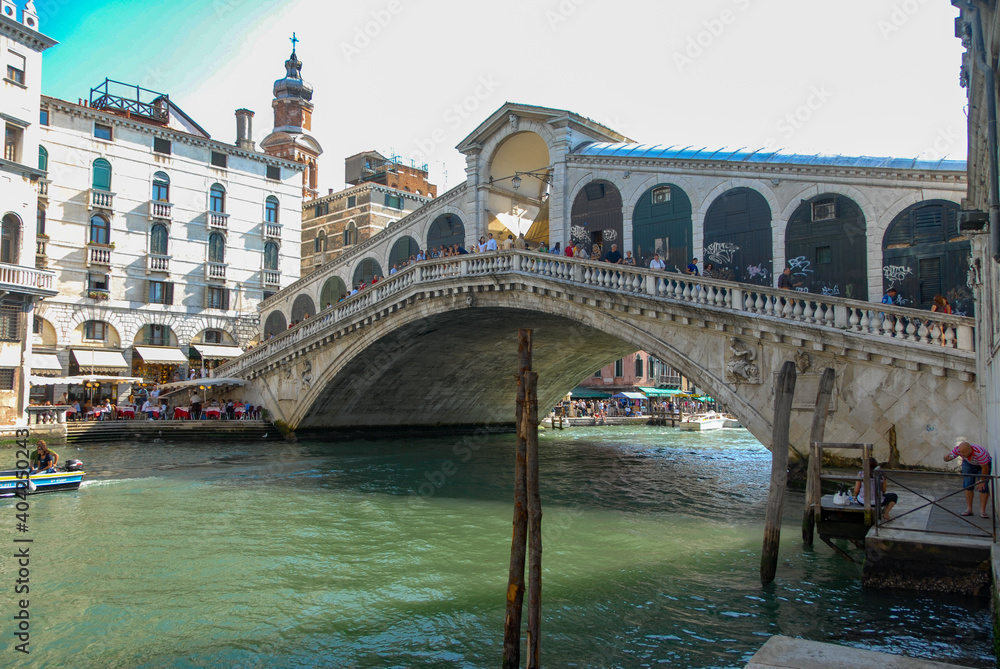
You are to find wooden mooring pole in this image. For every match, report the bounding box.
[761,360,796,586]
[524,369,541,669]
[802,368,836,545]
[503,329,532,669]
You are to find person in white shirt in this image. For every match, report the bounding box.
[485,233,498,251]
[649,253,666,270]
[575,244,589,260]
[141,399,156,420]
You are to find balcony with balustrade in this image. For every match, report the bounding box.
[87,243,113,267]
[205,261,227,281]
[89,189,115,212]
[207,211,229,232]
[263,270,281,287]
[146,254,170,274]
[264,222,282,239]
[37,178,50,201]
[35,237,48,269]
[0,263,57,297]
[149,200,173,222]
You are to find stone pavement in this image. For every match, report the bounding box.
[746,635,974,669]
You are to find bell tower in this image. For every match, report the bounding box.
[260,34,323,200]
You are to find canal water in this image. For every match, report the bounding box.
[1,426,993,668]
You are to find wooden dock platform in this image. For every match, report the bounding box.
[59,419,278,444]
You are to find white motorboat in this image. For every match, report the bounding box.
[678,412,727,431]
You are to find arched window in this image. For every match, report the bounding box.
[92,158,112,191]
[208,232,225,263]
[36,207,45,236]
[344,221,358,246]
[264,242,279,271]
[37,145,47,172]
[150,223,168,255]
[210,184,226,213]
[265,196,279,223]
[89,214,110,245]
[152,171,170,202]
[314,230,327,253]
[635,354,644,378]
[1,214,21,264]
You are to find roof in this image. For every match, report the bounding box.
[456,102,633,153]
[572,142,967,172]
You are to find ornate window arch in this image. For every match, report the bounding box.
[92,158,112,191]
[265,195,279,223]
[210,184,226,213]
[152,171,170,202]
[89,214,110,245]
[208,232,225,263]
[264,242,279,271]
[150,223,169,255]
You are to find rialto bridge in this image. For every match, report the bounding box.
[216,251,978,470]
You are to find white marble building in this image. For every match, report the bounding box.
[30,79,304,398]
[0,0,56,424]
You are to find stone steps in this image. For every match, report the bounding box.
[64,419,278,444]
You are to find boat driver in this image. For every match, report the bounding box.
[29,440,59,474]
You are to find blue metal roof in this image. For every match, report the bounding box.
[572,142,966,172]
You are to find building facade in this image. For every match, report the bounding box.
[576,352,687,396]
[954,1,1000,462]
[1,0,57,424]
[29,70,304,402]
[300,151,436,281]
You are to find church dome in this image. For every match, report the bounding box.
[273,50,313,102]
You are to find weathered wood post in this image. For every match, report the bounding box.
[761,360,796,586]
[524,369,542,669]
[502,329,531,669]
[802,368,836,544]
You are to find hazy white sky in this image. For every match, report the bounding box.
[38,0,966,194]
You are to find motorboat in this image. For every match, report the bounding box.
[0,460,85,497]
[723,415,744,429]
[678,412,727,431]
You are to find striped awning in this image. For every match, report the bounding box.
[30,353,62,376]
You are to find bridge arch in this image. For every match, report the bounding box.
[630,182,693,272]
[353,258,383,287]
[320,276,348,309]
[785,193,868,300]
[570,179,624,254]
[291,294,315,322]
[426,214,465,251]
[263,311,287,338]
[703,186,774,285]
[485,131,552,244]
[881,199,970,313]
[389,236,420,268]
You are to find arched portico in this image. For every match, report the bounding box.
[703,187,773,285]
[484,131,552,245]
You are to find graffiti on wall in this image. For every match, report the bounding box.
[745,264,769,281]
[706,242,739,265]
[787,256,814,276]
[882,265,912,288]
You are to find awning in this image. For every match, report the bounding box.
[612,392,648,400]
[133,346,189,365]
[29,374,143,386]
[31,353,63,376]
[157,377,248,396]
[70,349,129,372]
[637,387,687,397]
[569,386,612,399]
[192,344,244,360]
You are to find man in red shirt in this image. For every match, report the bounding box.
[944,441,992,517]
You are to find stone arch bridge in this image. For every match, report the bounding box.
[215,251,978,469]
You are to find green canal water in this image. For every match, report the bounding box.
[0,426,993,668]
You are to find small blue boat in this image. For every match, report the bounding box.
[0,460,85,497]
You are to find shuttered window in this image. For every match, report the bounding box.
[918,257,942,305]
[148,280,173,305]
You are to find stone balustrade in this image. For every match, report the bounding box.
[264,223,282,239]
[87,244,112,266]
[89,188,115,211]
[26,405,71,425]
[0,263,56,294]
[205,261,227,280]
[147,254,170,273]
[263,270,281,286]
[215,250,976,379]
[207,211,229,231]
[149,200,173,221]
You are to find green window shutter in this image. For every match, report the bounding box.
[165,282,174,306]
[222,289,230,311]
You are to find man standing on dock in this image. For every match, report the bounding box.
[944,441,992,518]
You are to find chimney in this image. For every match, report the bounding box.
[235,109,255,151]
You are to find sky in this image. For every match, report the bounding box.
[33,0,967,195]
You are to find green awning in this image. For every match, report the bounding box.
[637,387,687,397]
[693,396,715,402]
[569,386,613,399]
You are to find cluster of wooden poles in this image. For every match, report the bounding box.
[503,329,542,669]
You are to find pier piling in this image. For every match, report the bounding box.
[761,360,796,586]
[802,368,836,545]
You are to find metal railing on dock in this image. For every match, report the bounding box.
[874,469,998,541]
